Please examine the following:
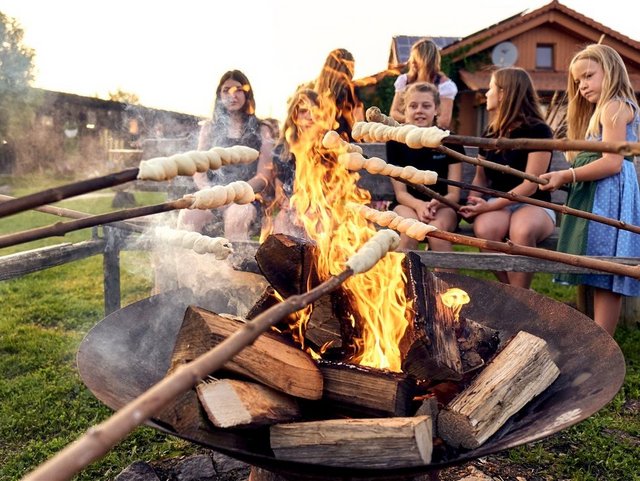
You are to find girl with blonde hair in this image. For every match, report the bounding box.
[540,44,640,335]
[390,38,458,128]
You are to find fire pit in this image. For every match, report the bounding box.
[77,269,625,479]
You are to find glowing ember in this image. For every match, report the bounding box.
[439,288,470,321]
[279,93,411,371]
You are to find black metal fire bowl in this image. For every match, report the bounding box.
[77,271,625,479]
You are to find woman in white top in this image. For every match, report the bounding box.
[390,38,458,129]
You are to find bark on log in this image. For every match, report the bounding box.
[401,253,464,381]
[270,416,433,468]
[196,378,300,428]
[317,360,416,416]
[456,317,501,373]
[437,330,560,449]
[162,305,323,432]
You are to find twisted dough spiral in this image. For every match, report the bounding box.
[365,106,400,127]
[338,152,437,185]
[350,203,438,241]
[138,145,259,181]
[351,121,449,148]
[321,130,363,154]
[153,226,233,259]
[184,181,255,210]
[345,229,400,274]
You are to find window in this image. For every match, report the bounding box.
[536,44,554,70]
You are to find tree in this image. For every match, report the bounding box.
[108,88,140,105]
[0,12,35,172]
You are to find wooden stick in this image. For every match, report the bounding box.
[437,145,549,185]
[0,198,193,249]
[22,268,354,481]
[0,168,139,219]
[439,178,640,236]
[0,194,144,233]
[356,206,640,279]
[396,178,462,211]
[23,229,399,481]
[445,135,640,156]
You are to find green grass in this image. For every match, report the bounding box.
[0,180,639,480]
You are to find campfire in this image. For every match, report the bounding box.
[150,94,561,469]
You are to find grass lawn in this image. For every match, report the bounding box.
[0,180,639,480]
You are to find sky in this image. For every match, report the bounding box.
[0,0,638,122]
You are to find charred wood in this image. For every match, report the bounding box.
[317,360,416,417]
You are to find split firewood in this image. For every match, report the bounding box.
[270,416,433,468]
[401,253,464,381]
[196,378,300,428]
[305,295,343,349]
[414,395,439,420]
[438,330,560,449]
[172,306,323,399]
[317,360,416,417]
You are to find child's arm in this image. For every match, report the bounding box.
[541,100,632,190]
[390,178,432,221]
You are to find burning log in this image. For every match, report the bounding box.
[270,416,433,468]
[305,295,343,349]
[196,378,300,428]
[255,234,319,298]
[170,306,323,400]
[437,331,560,449]
[402,253,464,381]
[457,317,501,373]
[317,360,416,417]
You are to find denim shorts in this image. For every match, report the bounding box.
[488,198,557,224]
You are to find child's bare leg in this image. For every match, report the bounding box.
[593,288,622,336]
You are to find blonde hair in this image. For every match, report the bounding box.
[566,44,637,143]
[408,38,441,84]
[487,67,546,138]
[279,88,320,161]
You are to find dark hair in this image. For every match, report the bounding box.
[208,69,261,151]
[487,67,546,137]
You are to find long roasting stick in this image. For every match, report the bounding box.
[353,204,640,279]
[0,194,144,233]
[439,178,640,236]
[0,181,254,250]
[22,230,400,481]
[0,145,259,219]
[351,122,548,185]
[436,145,548,185]
[362,110,640,155]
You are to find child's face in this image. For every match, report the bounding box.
[485,77,502,112]
[571,58,604,104]
[405,91,438,127]
[294,99,314,131]
[220,79,248,112]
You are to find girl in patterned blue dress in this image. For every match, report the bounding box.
[540,44,640,335]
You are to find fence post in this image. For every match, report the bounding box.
[103,226,121,315]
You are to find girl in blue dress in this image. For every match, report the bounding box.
[540,44,640,335]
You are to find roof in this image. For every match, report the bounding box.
[389,35,461,68]
[441,1,640,67]
[458,69,640,92]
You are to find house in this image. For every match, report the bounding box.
[366,1,640,136]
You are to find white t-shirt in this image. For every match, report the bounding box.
[394,73,458,99]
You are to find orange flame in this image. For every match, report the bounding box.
[287,94,411,371]
[439,288,470,321]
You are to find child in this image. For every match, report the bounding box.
[178,70,274,240]
[386,82,464,252]
[269,88,321,238]
[540,44,640,335]
[390,38,458,129]
[459,67,556,289]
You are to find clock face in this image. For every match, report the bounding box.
[491,41,519,67]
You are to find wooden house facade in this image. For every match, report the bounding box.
[363,1,640,136]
